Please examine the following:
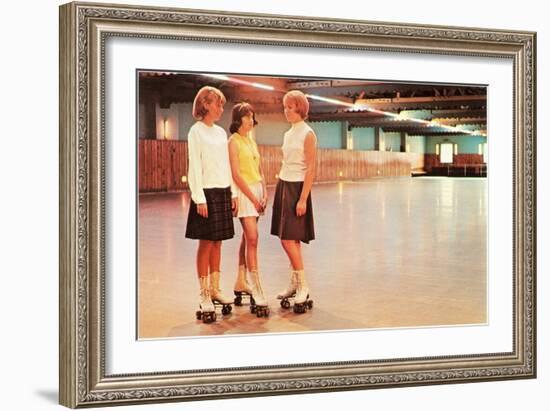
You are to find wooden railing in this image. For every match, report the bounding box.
[424,153,485,172]
[424,153,486,176]
[138,140,423,193]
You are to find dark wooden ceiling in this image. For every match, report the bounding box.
[139,71,487,136]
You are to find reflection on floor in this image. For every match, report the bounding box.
[138,177,487,338]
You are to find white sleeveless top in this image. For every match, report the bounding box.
[279,121,314,182]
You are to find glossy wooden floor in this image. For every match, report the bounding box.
[138,177,487,338]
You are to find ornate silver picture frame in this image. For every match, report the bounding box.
[59,1,536,408]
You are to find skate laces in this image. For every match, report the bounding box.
[294,271,308,295]
[255,282,265,299]
[250,271,265,298]
[289,271,298,292]
[280,274,296,295]
[242,269,253,290]
[210,272,224,293]
[200,289,213,310]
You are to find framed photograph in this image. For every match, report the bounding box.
[59,1,536,408]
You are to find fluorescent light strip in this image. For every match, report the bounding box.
[200,73,486,136]
[306,94,356,107]
[202,74,230,81]
[252,82,275,91]
[201,74,275,90]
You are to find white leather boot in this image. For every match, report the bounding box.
[294,270,309,305]
[249,270,267,307]
[196,276,216,323]
[234,265,253,295]
[199,276,214,311]
[249,270,269,317]
[276,270,297,300]
[209,271,234,305]
[293,269,313,313]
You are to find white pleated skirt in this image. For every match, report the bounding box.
[236,181,264,218]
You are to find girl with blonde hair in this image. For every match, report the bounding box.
[185,86,238,323]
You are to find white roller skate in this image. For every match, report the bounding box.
[277,270,297,309]
[248,270,269,317]
[196,276,216,323]
[233,265,254,307]
[292,270,313,314]
[209,271,233,316]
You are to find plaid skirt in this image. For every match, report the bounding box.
[270,179,315,244]
[185,187,235,241]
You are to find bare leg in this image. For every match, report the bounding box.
[234,231,252,296]
[208,241,233,305]
[281,239,304,270]
[240,217,259,271]
[238,233,246,268]
[209,240,222,273]
[197,240,213,277]
[239,217,267,312]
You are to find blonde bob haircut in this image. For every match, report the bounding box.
[192,86,227,120]
[283,90,309,120]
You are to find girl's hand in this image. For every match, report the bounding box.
[232,197,239,217]
[296,199,307,217]
[253,197,264,213]
[197,203,208,218]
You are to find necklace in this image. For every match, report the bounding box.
[239,133,258,160]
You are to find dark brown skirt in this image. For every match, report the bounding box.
[185,187,235,241]
[270,179,315,244]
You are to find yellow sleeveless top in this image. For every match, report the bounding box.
[230,132,262,184]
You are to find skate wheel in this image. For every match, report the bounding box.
[203,312,216,323]
[281,299,290,309]
[308,300,313,309]
[234,296,242,306]
[293,305,305,314]
[222,305,232,315]
[196,310,202,320]
[250,305,257,314]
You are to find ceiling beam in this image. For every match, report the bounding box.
[356,94,486,105]
[433,117,487,126]
[430,109,487,118]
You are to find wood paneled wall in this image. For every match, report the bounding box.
[139,140,189,192]
[139,140,424,193]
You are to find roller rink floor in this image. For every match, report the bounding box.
[138,177,487,339]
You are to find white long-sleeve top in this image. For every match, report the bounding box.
[279,121,314,182]
[187,121,236,204]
